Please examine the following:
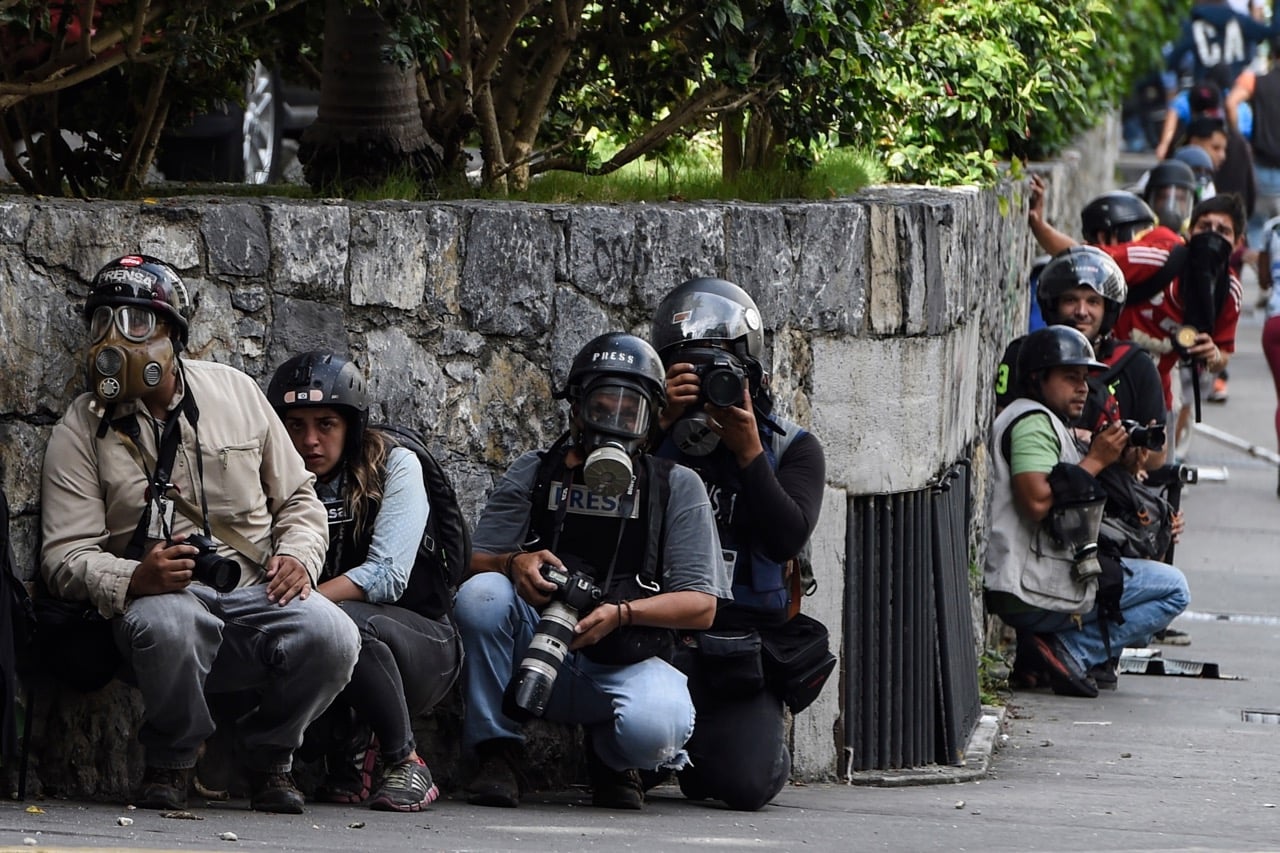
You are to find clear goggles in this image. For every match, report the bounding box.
[89,304,158,344]
[582,384,650,438]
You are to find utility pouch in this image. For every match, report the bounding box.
[759,613,837,714]
[696,628,765,698]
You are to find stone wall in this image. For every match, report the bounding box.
[0,132,1115,799]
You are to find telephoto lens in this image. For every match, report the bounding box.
[503,564,603,721]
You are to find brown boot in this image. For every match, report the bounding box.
[586,740,643,810]
[466,739,522,808]
[136,766,191,810]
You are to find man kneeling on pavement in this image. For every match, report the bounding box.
[985,325,1190,698]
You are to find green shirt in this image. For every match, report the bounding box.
[1009,412,1061,476]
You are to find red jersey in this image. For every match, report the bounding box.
[1105,228,1243,409]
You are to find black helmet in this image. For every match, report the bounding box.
[651,276,766,390]
[1080,191,1156,244]
[1172,144,1215,180]
[1146,159,1196,194]
[85,255,192,346]
[267,351,369,455]
[1016,326,1106,384]
[561,332,666,410]
[1035,246,1128,339]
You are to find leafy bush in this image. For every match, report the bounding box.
[867,0,1180,185]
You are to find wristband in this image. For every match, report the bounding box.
[503,552,518,578]
[621,600,634,626]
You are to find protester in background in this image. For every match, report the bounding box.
[269,352,462,813]
[1257,215,1280,497]
[40,255,360,814]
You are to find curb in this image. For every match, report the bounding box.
[844,705,1006,788]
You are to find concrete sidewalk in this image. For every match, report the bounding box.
[4,265,1278,853]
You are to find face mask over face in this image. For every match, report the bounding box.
[575,383,652,498]
[85,305,175,403]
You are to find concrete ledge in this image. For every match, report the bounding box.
[843,705,1006,787]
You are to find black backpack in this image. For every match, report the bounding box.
[1,484,35,764]
[371,425,471,619]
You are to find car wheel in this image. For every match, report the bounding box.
[235,62,284,184]
[157,62,284,183]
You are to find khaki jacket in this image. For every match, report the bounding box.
[40,359,327,617]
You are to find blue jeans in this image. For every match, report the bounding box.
[115,584,361,773]
[999,557,1190,671]
[453,571,695,772]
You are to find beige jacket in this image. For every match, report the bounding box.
[40,358,328,617]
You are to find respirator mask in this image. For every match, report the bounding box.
[670,346,749,457]
[85,305,174,403]
[576,383,652,498]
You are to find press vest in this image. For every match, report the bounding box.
[985,398,1098,615]
[657,416,805,621]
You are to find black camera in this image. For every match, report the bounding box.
[179,534,241,593]
[502,564,603,721]
[693,358,747,408]
[1120,419,1167,451]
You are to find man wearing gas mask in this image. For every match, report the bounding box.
[40,255,360,814]
[644,277,827,810]
[985,326,1189,698]
[454,332,727,810]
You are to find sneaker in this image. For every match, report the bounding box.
[1031,633,1099,699]
[136,766,190,810]
[1207,376,1228,403]
[1153,627,1192,646]
[466,739,522,808]
[317,726,379,804]
[369,755,440,812]
[249,770,305,814]
[1086,659,1119,691]
[586,741,643,810]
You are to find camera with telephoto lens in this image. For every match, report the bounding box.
[177,534,241,593]
[692,357,747,407]
[502,563,604,722]
[1120,419,1166,450]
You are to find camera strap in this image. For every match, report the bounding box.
[108,389,268,569]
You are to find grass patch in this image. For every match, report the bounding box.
[129,145,886,204]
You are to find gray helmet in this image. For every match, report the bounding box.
[85,255,193,347]
[651,277,766,391]
[267,351,369,457]
[1016,326,1106,384]
[561,332,667,410]
[1035,246,1128,338]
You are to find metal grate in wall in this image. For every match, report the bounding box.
[844,460,982,771]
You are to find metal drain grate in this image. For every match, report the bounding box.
[1241,709,1280,724]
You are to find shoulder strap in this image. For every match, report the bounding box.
[108,423,268,568]
[640,455,673,587]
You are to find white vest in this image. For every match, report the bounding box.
[984,398,1097,614]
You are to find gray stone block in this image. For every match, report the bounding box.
[200,204,270,277]
[266,202,350,299]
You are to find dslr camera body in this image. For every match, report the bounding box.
[503,563,604,721]
[1120,419,1166,451]
[690,355,747,408]
[177,533,241,593]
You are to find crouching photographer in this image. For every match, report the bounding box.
[984,326,1190,699]
[649,278,834,812]
[454,333,729,811]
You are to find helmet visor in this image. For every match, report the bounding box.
[89,305,157,343]
[1149,185,1194,231]
[657,291,760,353]
[582,385,651,438]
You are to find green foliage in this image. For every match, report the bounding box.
[865,0,1179,185]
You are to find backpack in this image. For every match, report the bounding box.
[1,484,35,763]
[1095,464,1175,563]
[371,425,471,620]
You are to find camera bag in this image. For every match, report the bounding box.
[758,613,837,713]
[1096,464,1174,562]
[695,628,765,698]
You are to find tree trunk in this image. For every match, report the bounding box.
[300,0,441,194]
[721,110,744,182]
